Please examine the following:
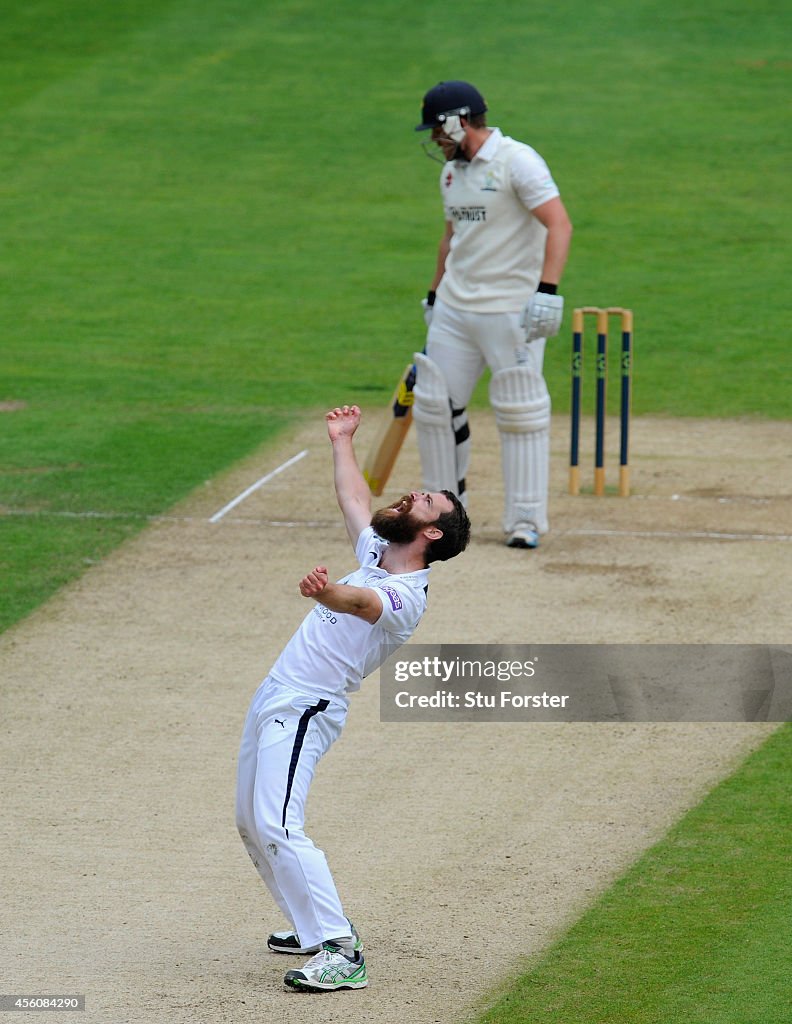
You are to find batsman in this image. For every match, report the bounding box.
[414,80,573,548]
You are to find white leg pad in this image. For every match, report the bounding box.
[412,352,463,496]
[489,366,551,534]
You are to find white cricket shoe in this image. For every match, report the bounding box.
[507,522,540,548]
[283,942,368,992]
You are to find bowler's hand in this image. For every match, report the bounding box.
[299,566,329,598]
[326,405,361,442]
[520,292,564,342]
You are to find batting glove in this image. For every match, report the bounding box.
[520,292,564,342]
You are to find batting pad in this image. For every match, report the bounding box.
[412,352,460,495]
[490,366,551,534]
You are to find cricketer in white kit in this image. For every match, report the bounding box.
[414,80,573,548]
[235,404,470,993]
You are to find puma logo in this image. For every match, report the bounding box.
[274,718,286,728]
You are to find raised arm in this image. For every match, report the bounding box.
[326,405,372,547]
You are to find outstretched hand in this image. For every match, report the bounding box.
[299,566,329,598]
[326,405,361,442]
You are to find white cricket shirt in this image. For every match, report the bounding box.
[437,128,560,313]
[267,527,430,706]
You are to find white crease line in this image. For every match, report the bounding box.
[566,528,792,543]
[208,449,309,523]
[2,505,790,543]
[635,493,788,506]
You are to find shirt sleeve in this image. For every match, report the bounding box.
[371,579,426,637]
[509,145,560,211]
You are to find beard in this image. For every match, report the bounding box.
[438,141,467,163]
[370,495,425,544]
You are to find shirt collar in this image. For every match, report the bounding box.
[472,127,503,163]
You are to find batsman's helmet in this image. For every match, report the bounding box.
[415,80,487,131]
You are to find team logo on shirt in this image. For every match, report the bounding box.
[444,170,453,188]
[481,170,498,192]
[381,586,403,611]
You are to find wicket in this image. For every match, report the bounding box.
[569,306,633,497]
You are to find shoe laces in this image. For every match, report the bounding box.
[304,943,341,968]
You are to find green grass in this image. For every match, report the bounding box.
[0,514,139,628]
[476,722,792,1024]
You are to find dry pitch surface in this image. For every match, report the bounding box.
[1,412,790,1023]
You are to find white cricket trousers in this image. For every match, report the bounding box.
[427,297,548,389]
[426,298,550,533]
[235,677,350,950]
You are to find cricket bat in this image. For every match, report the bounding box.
[362,363,416,496]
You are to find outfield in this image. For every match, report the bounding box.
[1,1,790,1021]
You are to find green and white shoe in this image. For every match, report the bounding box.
[283,942,368,992]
